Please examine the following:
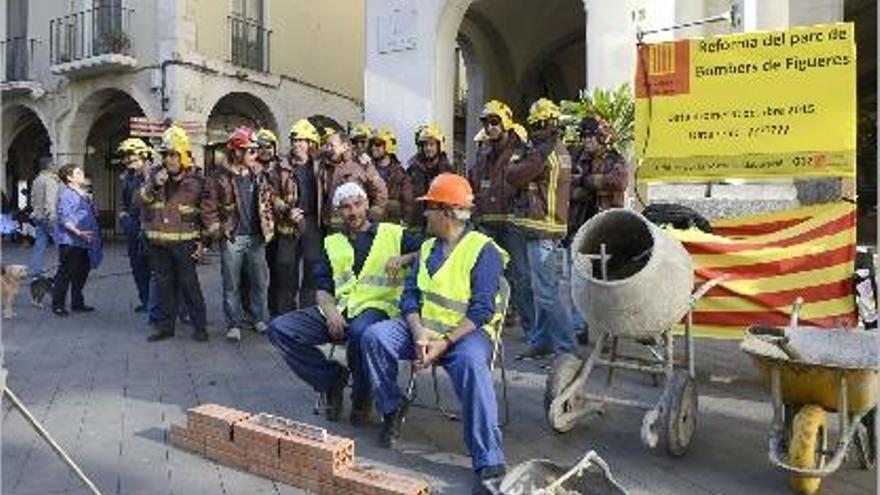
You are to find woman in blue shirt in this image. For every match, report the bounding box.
[51,164,101,316]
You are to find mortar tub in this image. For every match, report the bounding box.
[571,208,694,338]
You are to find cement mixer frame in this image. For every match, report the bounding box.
[545,208,725,456]
[546,268,723,456]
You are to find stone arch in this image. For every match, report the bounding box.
[205,91,279,145]
[2,104,52,204]
[65,88,148,237]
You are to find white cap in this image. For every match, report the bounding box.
[332,181,368,208]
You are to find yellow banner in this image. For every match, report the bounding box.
[634,23,856,181]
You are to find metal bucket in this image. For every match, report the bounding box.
[570,208,694,337]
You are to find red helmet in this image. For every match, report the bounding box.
[227,126,258,152]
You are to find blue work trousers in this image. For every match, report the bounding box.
[480,224,535,339]
[361,318,505,472]
[527,239,577,354]
[267,307,388,400]
[123,220,150,306]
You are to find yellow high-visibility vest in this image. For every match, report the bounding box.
[416,231,509,340]
[324,223,406,318]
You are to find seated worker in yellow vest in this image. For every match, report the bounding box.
[267,182,423,424]
[359,173,509,494]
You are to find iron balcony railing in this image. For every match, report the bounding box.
[2,37,37,82]
[49,5,134,65]
[229,15,271,73]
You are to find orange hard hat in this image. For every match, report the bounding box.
[417,173,474,209]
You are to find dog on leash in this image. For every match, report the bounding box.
[1,264,28,319]
[30,275,54,309]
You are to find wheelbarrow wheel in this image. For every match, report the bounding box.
[545,353,585,434]
[658,370,698,457]
[788,405,828,495]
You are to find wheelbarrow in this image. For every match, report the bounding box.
[741,309,878,495]
[545,208,723,456]
[483,450,629,495]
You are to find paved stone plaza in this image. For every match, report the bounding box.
[1,243,875,494]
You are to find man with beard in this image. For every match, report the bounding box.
[369,127,413,226]
[406,124,454,230]
[267,182,421,425]
[318,129,388,232]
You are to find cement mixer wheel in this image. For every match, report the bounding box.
[658,370,698,457]
[545,353,585,434]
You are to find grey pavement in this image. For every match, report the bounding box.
[1,242,875,495]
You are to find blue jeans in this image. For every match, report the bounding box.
[221,235,269,328]
[563,247,587,332]
[480,224,535,340]
[361,318,505,472]
[527,239,577,354]
[267,307,388,400]
[29,219,54,278]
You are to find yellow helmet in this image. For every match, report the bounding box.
[288,119,320,144]
[371,127,398,155]
[527,98,562,125]
[351,123,372,141]
[416,124,445,151]
[510,123,529,143]
[254,128,278,148]
[480,100,514,130]
[117,137,152,158]
[158,125,193,168]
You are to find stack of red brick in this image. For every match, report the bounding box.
[169,403,430,495]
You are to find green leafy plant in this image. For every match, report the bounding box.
[560,84,635,158]
[102,31,130,53]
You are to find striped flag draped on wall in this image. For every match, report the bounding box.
[666,202,857,339]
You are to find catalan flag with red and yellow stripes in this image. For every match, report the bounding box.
[667,202,857,339]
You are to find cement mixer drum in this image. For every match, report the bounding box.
[570,208,694,338]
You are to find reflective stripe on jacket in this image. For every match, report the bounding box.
[324,222,405,318]
[416,231,509,340]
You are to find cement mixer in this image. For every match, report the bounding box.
[545,208,724,456]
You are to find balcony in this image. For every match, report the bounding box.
[1,37,44,98]
[49,5,137,78]
[229,15,272,73]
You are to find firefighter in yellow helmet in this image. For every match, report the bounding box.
[507,98,576,358]
[467,100,535,344]
[271,118,324,310]
[139,125,215,343]
[117,137,154,311]
[369,127,413,226]
[406,124,454,229]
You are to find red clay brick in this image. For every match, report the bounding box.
[334,464,430,495]
[206,443,247,469]
[169,427,206,456]
[233,419,282,455]
[279,432,354,473]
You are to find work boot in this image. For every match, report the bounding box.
[192,328,208,342]
[472,465,506,495]
[147,328,175,342]
[378,409,403,448]
[515,344,554,361]
[324,367,349,422]
[350,395,373,426]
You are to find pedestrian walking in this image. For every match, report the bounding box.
[28,156,60,279]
